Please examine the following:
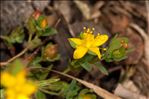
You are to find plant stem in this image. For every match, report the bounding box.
[0,47,29,66]
[28,33,33,42]
[0,34,33,66]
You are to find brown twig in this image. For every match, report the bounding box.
[0,33,33,66]
[54,18,61,28]
[0,47,29,66]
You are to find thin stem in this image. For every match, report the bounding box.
[0,34,33,66]
[0,46,29,66]
[28,33,33,42]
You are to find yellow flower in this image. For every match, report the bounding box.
[1,70,37,99]
[69,27,108,59]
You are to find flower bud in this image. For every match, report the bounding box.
[32,10,41,20]
[43,44,58,59]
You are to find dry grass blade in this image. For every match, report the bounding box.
[146,1,149,35]
[51,70,121,99]
[74,1,91,20]
[115,84,147,99]
[129,23,149,66]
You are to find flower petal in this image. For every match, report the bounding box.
[93,34,108,46]
[1,72,15,87]
[22,83,37,95]
[6,89,16,99]
[16,70,26,84]
[89,47,101,59]
[73,46,88,59]
[68,38,83,45]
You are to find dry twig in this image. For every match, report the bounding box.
[51,70,121,99]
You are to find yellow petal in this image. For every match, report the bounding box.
[17,94,29,99]
[1,72,15,87]
[93,34,108,46]
[6,89,16,99]
[73,46,88,59]
[22,82,37,95]
[69,38,82,45]
[16,70,26,85]
[89,47,101,59]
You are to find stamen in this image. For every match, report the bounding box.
[87,28,90,33]
[83,27,95,34]
[97,33,100,36]
[92,28,95,31]
[83,27,86,30]
[103,48,107,51]
[121,40,124,43]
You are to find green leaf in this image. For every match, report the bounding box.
[47,81,68,92]
[36,70,49,80]
[104,36,129,62]
[38,78,60,87]
[108,39,121,53]
[88,50,96,56]
[113,56,127,61]
[78,89,96,99]
[79,89,91,95]
[112,47,126,59]
[8,59,25,76]
[28,36,41,50]
[29,56,42,67]
[7,26,25,44]
[64,80,80,99]
[108,37,128,53]
[68,39,77,48]
[83,54,94,62]
[35,91,46,99]
[94,62,108,75]
[41,27,57,36]
[80,62,92,72]
[26,17,36,34]
[36,15,46,28]
[33,66,53,80]
[79,32,84,39]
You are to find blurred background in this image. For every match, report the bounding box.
[0,0,149,99]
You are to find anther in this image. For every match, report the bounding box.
[92,28,95,31]
[83,27,86,30]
